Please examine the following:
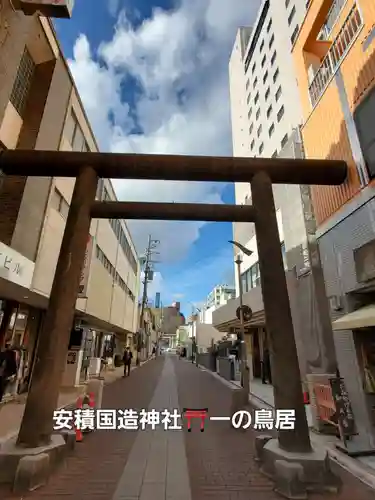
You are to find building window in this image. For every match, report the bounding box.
[246,93,251,105]
[250,139,255,151]
[253,77,258,89]
[277,105,285,122]
[273,68,280,83]
[285,0,290,7]
[96,178,104,200]
[65,109,89,152]
[271,51,277,66]
[281,133,288,148]
[254,92,259,105]
[259,143,264,155]
[247,108,252,120]
[354,86,375,179]
[272,150,278,158]
[72,124,84,152]
[102,186,111,201]
[269,123,275,137]
[265,87,270,101]
[256,108,261,120]
[252,62,256,74]
[108,217,138,274]
[246,79,250,91]
[267,105,273,118]
[269,34,275,49]
[288,6,296,26]
[64,110,76,145]
[261,55,266,68]
[257,125,262,137]
[249,123,254,135]
[291,24,299,45]
[263,71,269,85]
[267,19,273,33]
[276,85,282,102]
[240,261,261,293]
[51,188,69,219]
[260,40,265,52]
[10,48,35,118]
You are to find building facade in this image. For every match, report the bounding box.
[229,0,310,290]
[293,0,375,450]
[0,5,140,398]
[222,0,322,387]
[160,302,185,347]
[200,284,235,324]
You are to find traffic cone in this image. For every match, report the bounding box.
[88,392,95,409]
[75,396,83,442]
[303,391,310,405]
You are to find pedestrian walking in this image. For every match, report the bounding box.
[152,345,156,359]
[0,343,18,403]
[261,348,272,385]
[123,347,133,377]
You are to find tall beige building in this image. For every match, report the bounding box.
[0,3,140,396]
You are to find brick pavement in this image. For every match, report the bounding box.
[173,358,375,500]
[0,364,129,440]
[0,356,164,499]
[1,355,375,499]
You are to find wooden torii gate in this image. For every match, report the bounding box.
[0,150,347,455]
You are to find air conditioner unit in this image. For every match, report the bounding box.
[17,0,74,19]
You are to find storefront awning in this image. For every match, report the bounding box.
[332,305,375,331]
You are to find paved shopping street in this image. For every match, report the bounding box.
[0,355,374,500]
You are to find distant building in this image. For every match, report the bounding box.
[199,285,235,325]
[160,303,185,347]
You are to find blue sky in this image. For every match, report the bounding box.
[55,0,260,317]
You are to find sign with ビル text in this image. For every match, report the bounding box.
[0,242,35,289]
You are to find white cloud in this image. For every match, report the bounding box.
[68,0,260,301]
[68,0,260,256]
[108,0,120,17]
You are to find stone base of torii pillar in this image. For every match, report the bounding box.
[255,436,340,499]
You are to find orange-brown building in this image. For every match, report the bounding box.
[293,0,375,452]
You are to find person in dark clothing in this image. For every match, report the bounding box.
[123,347,133,377]
[261,348,272,385]
[152,346,156,359]
[0,344,18,403]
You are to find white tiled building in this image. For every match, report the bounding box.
[229,0,309,294]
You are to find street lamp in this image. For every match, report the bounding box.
[229,240,253,397]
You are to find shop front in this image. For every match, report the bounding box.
[0,241,38,401]
[332,303,375,451]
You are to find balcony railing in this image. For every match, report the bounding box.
[309,3,363,107]
[322,0,348,38]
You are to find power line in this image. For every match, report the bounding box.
[137,235,160,364]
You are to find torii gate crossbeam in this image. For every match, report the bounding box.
[0,151,347,461]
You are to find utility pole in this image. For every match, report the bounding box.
[137,235,160,365]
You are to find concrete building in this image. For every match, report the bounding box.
[160,302,185,347]
[214,0,342,416]
[0,6,140,397]
[293,0,375,451]
[200,284,235,324]
[229,0,310,296]
[139,306,160,359]
[218,0,313,382]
